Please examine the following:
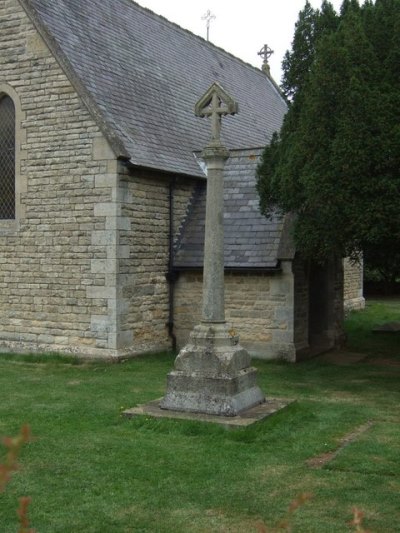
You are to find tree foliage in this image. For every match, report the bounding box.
[257,0,400,278]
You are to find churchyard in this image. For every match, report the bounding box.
[0,299,399,532]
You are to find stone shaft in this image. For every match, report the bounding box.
[160,82,265,417]
[201,146,229,323]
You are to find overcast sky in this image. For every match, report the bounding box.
[134,0,345,83]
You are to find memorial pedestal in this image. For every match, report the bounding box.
[160,323,265,416]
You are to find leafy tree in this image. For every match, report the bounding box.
[257,0,400,279]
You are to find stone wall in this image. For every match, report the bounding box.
[119,172,197,355]
[0,0,120,357]
[173,262,296,361]
[343,258,365,311]
[0,1,361,360]
[0,0,203,358]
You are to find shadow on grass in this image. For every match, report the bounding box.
[345,299,400,359]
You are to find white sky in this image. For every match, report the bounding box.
[134,0,344,83]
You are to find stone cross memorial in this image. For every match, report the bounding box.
[160,82,265,416]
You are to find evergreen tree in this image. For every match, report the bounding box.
[281,1,339,99]
[281,1,318,99]
[257,0,400,277]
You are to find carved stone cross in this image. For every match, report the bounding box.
[160,82,265,417]
[258,44,274,75]
[195,82,238,146]
[258,43,274,62]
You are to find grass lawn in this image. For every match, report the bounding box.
[0,299,399,532]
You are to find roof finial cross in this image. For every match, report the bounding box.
[202,9,216,41]
[195,82,238,146]
[258,44,274,75]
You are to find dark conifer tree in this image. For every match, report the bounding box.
[257,0,400,279]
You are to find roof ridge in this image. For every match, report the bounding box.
[17,0,288,176]
[123,0,283,94]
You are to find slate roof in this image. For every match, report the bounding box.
[20,0,287,177]
[174,149,289,270]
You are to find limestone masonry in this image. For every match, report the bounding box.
[0,0,364,361]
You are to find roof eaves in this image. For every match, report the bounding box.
[173,265,282,274]
[18,0,131,161]
[123,160,207,181]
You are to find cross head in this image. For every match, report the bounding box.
[202,9,216,41]
[258,44,274,63]
[195,82,238,145]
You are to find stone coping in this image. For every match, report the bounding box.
[123,397,295,428]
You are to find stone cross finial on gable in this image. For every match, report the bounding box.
[195,82,238,146]
[258,44,274,75]
[202,9,216,41]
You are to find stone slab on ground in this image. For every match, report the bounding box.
[123,397,294,428]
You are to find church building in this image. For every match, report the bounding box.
[0,0,364,361]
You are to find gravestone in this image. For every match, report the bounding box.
[160,82,265,416]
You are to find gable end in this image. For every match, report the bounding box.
[18,0,131,161]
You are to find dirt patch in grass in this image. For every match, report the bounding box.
[306,421,374,468]
[317,347,400,369]
[366,358,400,367]
[171,506,268,533]
[316,351,367,365]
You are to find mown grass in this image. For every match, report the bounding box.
[345,298,400,359]
[0,299,399,532]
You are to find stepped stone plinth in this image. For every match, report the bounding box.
[160,323,264,416]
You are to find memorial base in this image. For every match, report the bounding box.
[160,322,265,416]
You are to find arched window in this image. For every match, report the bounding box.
[0,95,15,219]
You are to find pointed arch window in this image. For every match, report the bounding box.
[0,95,16,219]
